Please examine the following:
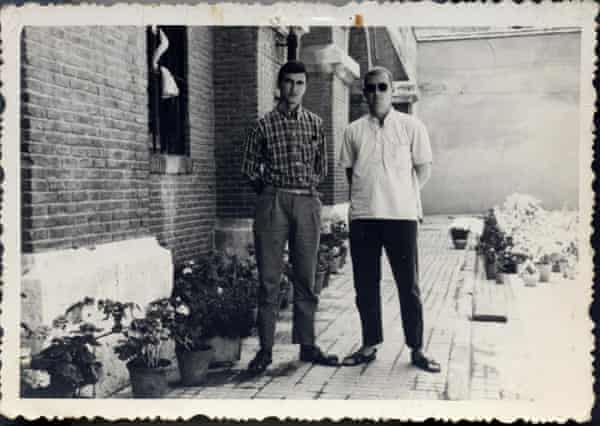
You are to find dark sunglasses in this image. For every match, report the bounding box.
[365,83,389,93]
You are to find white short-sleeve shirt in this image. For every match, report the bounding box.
[339,108,433,221]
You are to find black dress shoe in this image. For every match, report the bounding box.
[299,345,339,366]
[411,350,441,373]
[247,349,272,374]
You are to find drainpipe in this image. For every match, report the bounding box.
[287,29,299,61]
[285,27,309,61]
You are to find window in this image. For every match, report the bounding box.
[147,26,189,156]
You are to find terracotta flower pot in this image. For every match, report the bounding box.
[485,261,497,280]
[453,238,468,250]
[176,346,214,386]
[522,272,539,287]
[495,272,508,285]
[328,257,339,274]
[314,270,326,295]
[206,336,241,367]
[536,262,552,282]
[127,359,171,398]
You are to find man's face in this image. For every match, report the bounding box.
[279,72,307,108]
[364,72,392,118]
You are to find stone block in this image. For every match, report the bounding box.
[21,237,173,397]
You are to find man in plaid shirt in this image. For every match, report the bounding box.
[242,61,338,374]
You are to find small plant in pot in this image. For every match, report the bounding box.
[173,251,257,367]
[520,259,539,287]
[450,227,470,250]
[331,219,349,268]
[27,316,103,398]
[315,243,331,294]
[168,296,215,386]
[113,298,174,398]
[495,251,517,284]
[536,254,552,283]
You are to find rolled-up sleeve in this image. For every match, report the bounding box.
[411,120,433,166]
[241,122,264,181]
[338,127,355,169]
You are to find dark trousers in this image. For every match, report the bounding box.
[253,187,321,351]
[349,219,424,350]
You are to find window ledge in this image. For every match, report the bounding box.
[150,154,193,175]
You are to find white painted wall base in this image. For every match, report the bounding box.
[22,237,173,326]
[21,237,174,397]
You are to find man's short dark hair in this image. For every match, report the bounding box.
[278,61,308,85]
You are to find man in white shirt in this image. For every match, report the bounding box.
[338,66,440,373]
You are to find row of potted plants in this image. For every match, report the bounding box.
[477,194,578,285]
[278,218,350,308]
[21,250,259,398]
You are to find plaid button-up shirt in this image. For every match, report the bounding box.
[241,106,327,189]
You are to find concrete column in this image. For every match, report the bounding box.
[301,35,359,212]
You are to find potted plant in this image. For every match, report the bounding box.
[495,251,517,284]
[27,317,104,398]
[449,219,470,250]
[520,260,540,287]
[331,219,349,268]
[477,210,509,280]
[534,254,552,282]
[173,251,257,367]
[112,298,175,398]
[168,295,214,386]
[315,244,330,294]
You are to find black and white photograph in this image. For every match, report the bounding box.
[0,2,595,421]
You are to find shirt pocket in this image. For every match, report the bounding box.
[301,134,319,164]
[388,142,412,170]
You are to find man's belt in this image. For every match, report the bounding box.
[264,185,317,196]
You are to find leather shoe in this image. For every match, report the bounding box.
[299,345,339,366]
[411,350,441,373]
[247,349,272,374]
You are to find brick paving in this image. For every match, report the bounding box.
[115,216,580,400]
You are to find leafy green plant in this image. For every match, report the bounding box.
[172,250,258,341]
[477,209,509,264]
[97,299,139,333]
[113,298,174,369]
[29,319,103,396]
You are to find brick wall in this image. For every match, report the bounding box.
[371,27,406,80]
[214,27,257,220]
[21,27,150,252]
[148,27,216,264]
[349,27,371,123]
[21,26,217,265]
[331,75,350,204]
[302,27,351,205]
[214,27,286,219]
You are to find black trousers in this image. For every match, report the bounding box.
[349,219,423,350]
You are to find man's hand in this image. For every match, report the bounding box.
[415,163,432,189]
[251,179,264,195]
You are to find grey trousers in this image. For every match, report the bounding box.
[253,187,321,350]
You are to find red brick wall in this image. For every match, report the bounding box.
[331,76,350,204]
[148,27,216,264]
[302,27,351,205]
[21,26,217,265]
[214,27,285,219]
[371,27,407,80]
[21,27,150,252]
[349,27,370,123]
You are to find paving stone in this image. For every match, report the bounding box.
[112,219,509,400]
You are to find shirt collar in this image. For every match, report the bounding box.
[368,107,394,127]
[276,103,304,120]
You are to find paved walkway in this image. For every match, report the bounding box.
[116,216,583,401]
